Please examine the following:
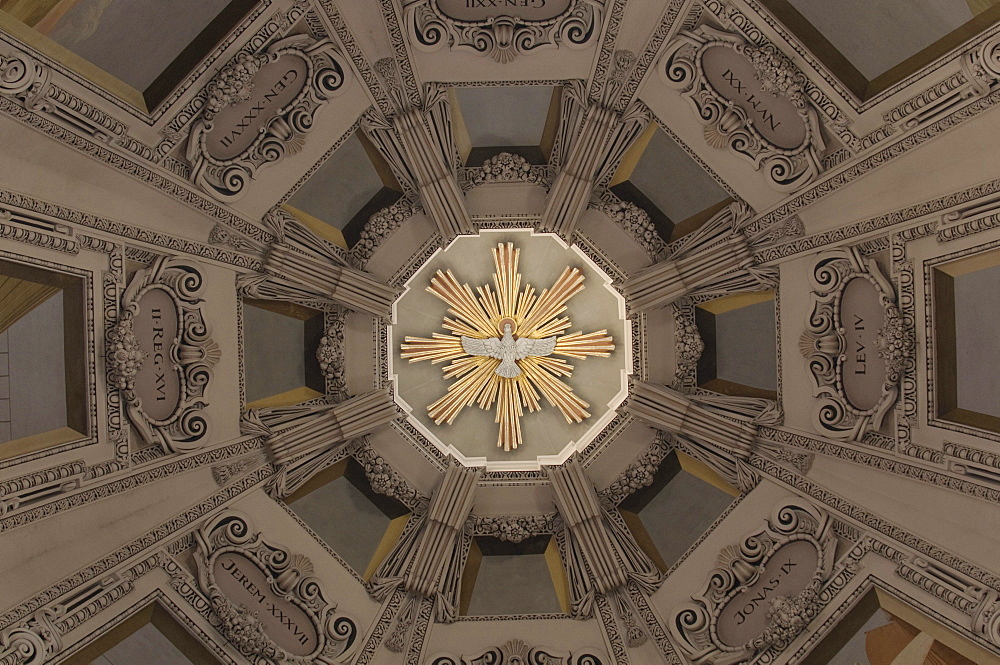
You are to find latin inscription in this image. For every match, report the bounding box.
[701,45,806,150]
[218,70,299,151]
[436,0,570,22]
[716,540,818,647]
[133,288,180,421]
[213,552,319,656]
[840,277,887,411]
[205,55,309,162]
[732,557,798,626]
[720,69,781,132]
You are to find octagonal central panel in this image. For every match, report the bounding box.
[389,229,631,469]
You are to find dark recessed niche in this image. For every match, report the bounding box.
[932,252,1000,433]
[143,0,261,111]
[756,0,1000,101]
[694,294,777,400]
[618,450,734,572]
[287,458,410,579]
[0,259,88,454]
[460,533,565,617]
[243,300,325,407]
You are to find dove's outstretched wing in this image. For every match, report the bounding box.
[514,336,557,360]
[461,336,502,358]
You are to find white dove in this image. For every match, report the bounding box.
[461,323,557,378]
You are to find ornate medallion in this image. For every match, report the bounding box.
[400,242,614,451]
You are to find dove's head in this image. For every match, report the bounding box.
[498,317,517,339]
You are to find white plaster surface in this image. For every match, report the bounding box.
[390,230,629,465]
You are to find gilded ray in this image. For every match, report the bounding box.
[400,242,614,451]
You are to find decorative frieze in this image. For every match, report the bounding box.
[352,198,419,269]
[317,310,347,396]
[598,433,673,507]
[110,258,219,453]
[469,513,559,542]
[669,497,836,664]
[193,511,358,663]
[799,249,912,440]
[593,197,668,262]
[186,36,351,201]
[403,0,604,63]
[463,152,550,190]
[659,27,824,191]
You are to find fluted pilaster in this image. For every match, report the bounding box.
[622,203,759,313]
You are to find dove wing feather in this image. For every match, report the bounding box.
[514,336,557,359]
[462,336,502,358]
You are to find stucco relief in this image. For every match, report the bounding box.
[658,26,824,191]
[193,510,358,664]
[430,638,607,664]
[186,35,351,201]
[109,257,219,453]
[669,498,837,665]
[403,0,604,63]
[799,249,913,440]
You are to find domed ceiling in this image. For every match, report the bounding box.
[0,1,999,665]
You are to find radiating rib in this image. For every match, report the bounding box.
[428,357,500,424]
[400,333,465,363]
[553,330,615,359]
[400,242,612,452]
[519,357,590,423]
[428,269,495,335]
[518,267,585,337]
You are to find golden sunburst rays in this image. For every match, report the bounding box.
[400,242,615,452]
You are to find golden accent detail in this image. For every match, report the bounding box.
[401,242,614,451]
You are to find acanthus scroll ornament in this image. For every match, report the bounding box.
[110,257,219,453]
[193,511,358,664]
[403,0,604,63]
[669,497,837,665]
[430,638,607,665]
[658,26,823,191]
[799,248,911,440]
[187,35,351,201]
